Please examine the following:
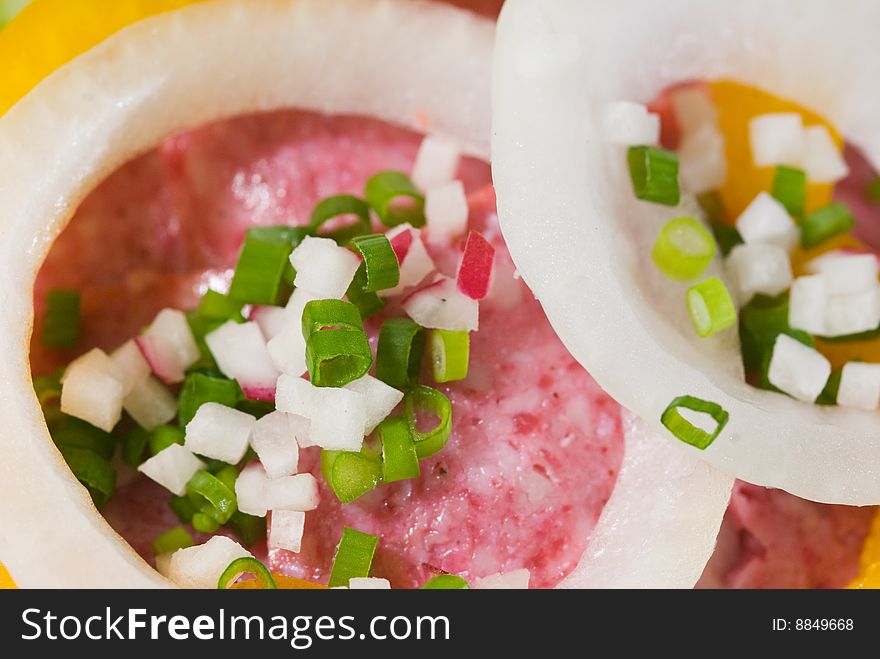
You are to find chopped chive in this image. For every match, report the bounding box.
[302,300,372,387]
[651,216,716,281]
[191,513,221,533]
[227,511,267,548]
[800,202,855,249]
[345,264,387,319]
[420,574,469,589]
[686,277,736,338]
[378,416,420,483]
[218,557,277,590]
[34,371,63,407]
[186,470,237,525]
[660,395,729,450]
[771,166,807,218]
[49,414,115,460]
[148,425,185,456]
[328,527,379,588]
[627,146,680,206]
[236,398,276,419]
[403,385,452,459]
[322,449,383,504]
[42,289,80,348]
[867,177,880,205]
[816,366,843,406]
[310,194,372,244]
[696,190,725,223]
[376,317,425,390]
[151,526,194,556]
[169,494,198,524]
[229,227,297,305]
[196,290,245,322]
[709,221,743,257]
[431,330,469,383]
[364,172,426,228]
[178,372,242,427]
[57,446,116,506]
[122,427,150,467]
[349,234,400,292]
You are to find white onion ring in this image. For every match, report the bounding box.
[492,0,880,505]
[0,0,729,588]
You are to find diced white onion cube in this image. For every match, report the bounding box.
[206,321,279,389]
[137,444,206,496]
[267,290,317,375]
[411,135,461,191]
[251,410,299,479]
[251,305,287,341]
[824,288,880,337]
[402,276,479,331]
[788,275,827,335]
[679,124,727,194]
[110,339,151,396]
[600,101,660,146]
[473,569,531,590]
[165,536,252,589]
[671,87,719,134]
[275,375,366,451]
[289,236,360,298]
[425,181,469,240]
[382,225,435,297]
[265,473,319,511]
[726,243,793,305]
[184,402,255,464]
[735,192,798,251]
[349,577,391,589]
[60,348,125,432]
[801,125,848,183]
[837,362,880,411]
[343,375,404,435]
[268,510,306,553]
[141,308,200,383]
[123,376,177,431]
[767,334,831,403]
[749,113,805,167]
[810,253,878,296]
[235,462,268,517]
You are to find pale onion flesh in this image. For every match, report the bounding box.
[492,0,880,505]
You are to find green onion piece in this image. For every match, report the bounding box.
[816,366,843,406]
[218,557,277,590]
[148,425,185,456]
[800,202,856,249]
[305,329,372,388]
[651,216,716,281]
[328,527,379,588]
[686,277,736,338]
[420,574,469,590]
[34,372,63,407]
[771,165,807,218]
[122,427,150,467]
[364,171,426,228]
[709,221,743,257]
[191,513,221,533]
[696,190,725,223]
[236,399,275,419]
[196,290,245,322]
[867,178,880,205]
[322,449,383,504]
[346,264,387,319]
[627,146,680,206]
[42,289,81,348]
[151,526,194,556]
[213,464,239,492]
[431,330,469,384]
[349,234,400,292]
[378,416,420,483]
[310,194,372,244]
[376,317,425,390]
[403,385,452,459]
[50,414,115,460]
[169,494,198,524]
[301,298,364,336]
[660,395,729,450]
[57,446,116,506]
[178,372,242,426]
[229,227,297,305]
[186,470,237,525]
[227,511,267,548]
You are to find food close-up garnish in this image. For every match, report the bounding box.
[2,0,880,601]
